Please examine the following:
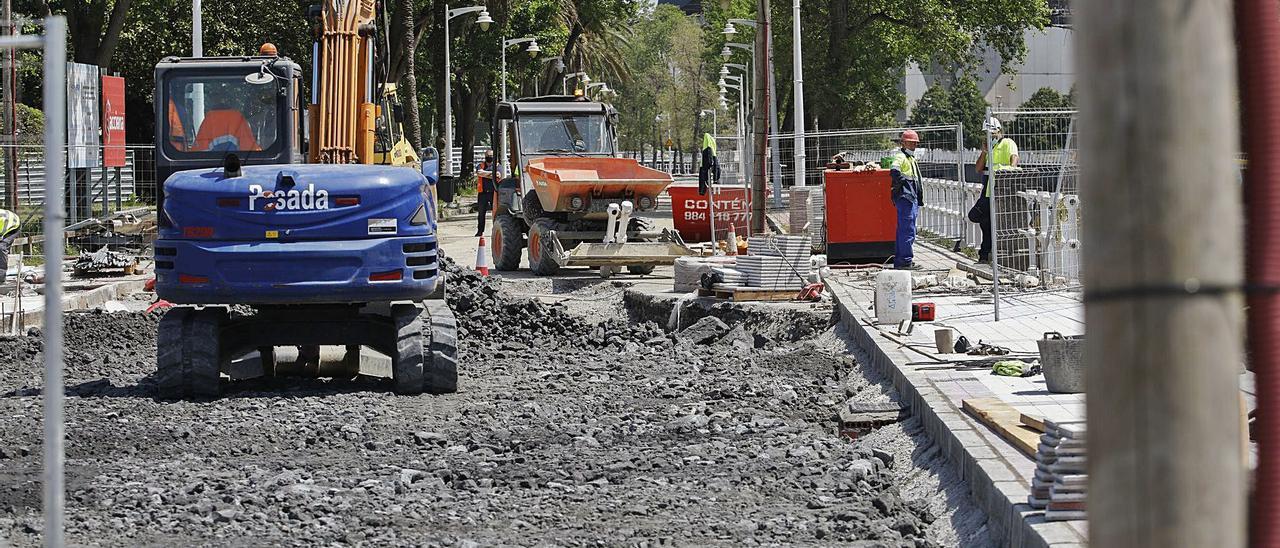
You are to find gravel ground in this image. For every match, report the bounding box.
[0,261,989,547]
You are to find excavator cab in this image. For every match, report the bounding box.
[155,55,304,191]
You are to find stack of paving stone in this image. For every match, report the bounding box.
[789,187,813,235]
[1029,419,1087,521]
[673,256,741,292]
[809,188,826,252]
[737,235,811,290]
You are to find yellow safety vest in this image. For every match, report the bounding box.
[891,150,918,178]
[0,209,17,238]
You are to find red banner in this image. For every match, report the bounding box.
[101,75,125,167]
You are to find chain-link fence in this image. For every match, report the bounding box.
[1,143,156,239]
[771,125,974,249]
[987,109,1081,289]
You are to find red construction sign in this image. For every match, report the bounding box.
[668,184,753,242]
[101,75,126,168]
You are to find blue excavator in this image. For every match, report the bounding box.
[151,0,456,397]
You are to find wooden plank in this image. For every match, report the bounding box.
[697,287,799,302]
[729,288,798,302]
[1020,412,1047,433]
[962,397,1041,458]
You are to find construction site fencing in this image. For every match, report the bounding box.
[986,109,1081,299]
[0,143,156,236]
[772,125,977,246]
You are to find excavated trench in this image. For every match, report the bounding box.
[0,261,991,547]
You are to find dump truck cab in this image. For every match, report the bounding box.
[494,96,652,219]
[489,95,691,277]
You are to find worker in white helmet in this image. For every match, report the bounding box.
[0,209,19,283]
[969,117,1019,263]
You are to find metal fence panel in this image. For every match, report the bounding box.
[1,144,156,230]
[989,109,1081,287]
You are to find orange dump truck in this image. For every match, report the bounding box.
[489,97,693,276]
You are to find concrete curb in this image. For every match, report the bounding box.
[829,281,1087,548]
[7,275,151,332]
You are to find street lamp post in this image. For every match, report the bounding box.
[536,56,564,95]
[563,71,590,94]
[719,81,749,217]
[498,36,539,178]
[442,3,492,177]
[501,36,540,101]
[700,108,717,136]
[700,107,720,249]
[584,81,611,101]
[721,73,750,194]
[790,0,806,187]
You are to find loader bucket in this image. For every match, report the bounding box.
[525,157,672,214]
[548,226,696,274]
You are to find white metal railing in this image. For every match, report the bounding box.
[918,176,985,249]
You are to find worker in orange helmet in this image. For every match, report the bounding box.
[890,129,925,270]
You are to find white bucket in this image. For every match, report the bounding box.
[875,270,913,324]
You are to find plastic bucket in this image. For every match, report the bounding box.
[1037,332,1085,393]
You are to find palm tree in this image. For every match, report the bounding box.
[540,0,635,96]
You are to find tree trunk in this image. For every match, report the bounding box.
[549,20,585,96]
[397,0,421,150]
[818,0,848,129]
[456,83,483,182]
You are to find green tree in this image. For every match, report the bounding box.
[1008,86,1075,151]
[907,77,988,149]
[950,77,988,149]
[907,82,952,126]
[705,0,1048,130]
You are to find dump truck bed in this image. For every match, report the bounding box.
[525,157,672,215]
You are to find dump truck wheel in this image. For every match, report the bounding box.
[157,306,224,399]
[391,304,426,395]
[424,299,459,394]
[528,219,562,276]
[492,214,524,271]
[521,191,546,225]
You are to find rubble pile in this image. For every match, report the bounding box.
[0,262,990,547]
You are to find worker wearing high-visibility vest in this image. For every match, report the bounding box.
[698,133,721,196]
[475,151,496,237]
[0,209,19,283]
[890,130,925,270]
[968,117,1020,263]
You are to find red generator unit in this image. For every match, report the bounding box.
[824,169,897,262]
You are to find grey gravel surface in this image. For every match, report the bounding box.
[0,260,988,547]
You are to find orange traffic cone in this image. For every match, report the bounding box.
[475,236,490,276]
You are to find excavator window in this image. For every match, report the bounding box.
[164,75,282,155]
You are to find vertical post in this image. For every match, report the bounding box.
[1079,1,1245,547]
[985,107,1000,321]
[442,4,452,177]
[767,31,781,208]
[500,42,507,102]
[792,0,805,188]
[955,122,965,246]
[750,0,770,234]
[42,15,67,548]
[2,0,13,210]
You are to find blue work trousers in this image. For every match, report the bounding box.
[894,197,919,268]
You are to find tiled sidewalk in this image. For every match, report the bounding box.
[828,243,1089,547]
